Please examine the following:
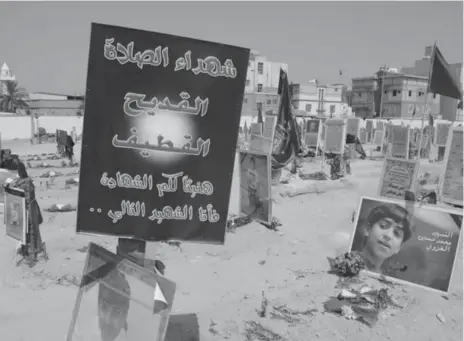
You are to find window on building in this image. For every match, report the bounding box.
[273,98,278,104]
[392,90,397,96]
[408,90,412,97]
[398,90,402,94]
[267,99,271,104]
[257,84,263,92]
[246,79,250,86]
[433,94,436,99]
[330,105,336,114]
[384,90,388,94]
[258,62,264,75]
[243,98,248,104]
[305,104,312,112]
[418,91,424,97]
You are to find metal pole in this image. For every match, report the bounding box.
[379,65,387,119]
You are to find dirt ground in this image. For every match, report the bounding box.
[0,139,462,341]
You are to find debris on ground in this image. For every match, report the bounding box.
[324,285,401,327]
[260,217,282,230]
[299,171,328,181]
[269,305,317,324]
[39,171,63,178]
[65,178,79,185]
[244,321,286,341]
[45,204,76,212]
[436,312,446,323]
[257,289,268,318]
[227,214,252,232]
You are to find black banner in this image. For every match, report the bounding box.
[76,23,250,244]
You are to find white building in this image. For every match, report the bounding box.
[0,63,15,95]
[290,80,349,118]
[245,50,288,93]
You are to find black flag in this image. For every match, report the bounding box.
[271,69,301,170]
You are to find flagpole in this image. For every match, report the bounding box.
[379,65,387,119]
[417,42,437,161]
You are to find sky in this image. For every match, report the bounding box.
[0,1,462,95]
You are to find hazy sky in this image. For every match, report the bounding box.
[0,1,462,94]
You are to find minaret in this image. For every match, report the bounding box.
[0,63,16,95]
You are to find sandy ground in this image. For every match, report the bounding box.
[0,139,462,341]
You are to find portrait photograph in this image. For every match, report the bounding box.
[239,150,272,224]
[67,243,176,341]
[349,196,462,294]
[4,185,27,243]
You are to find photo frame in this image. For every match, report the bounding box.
[377,157,419,200]
[349,196,462,295]
[323,119,346,154]
[4,185,27,243]
[238,150,272,224]
[67,242,176,341]
[439,126,463,206]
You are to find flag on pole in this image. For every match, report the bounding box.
[271,69,301,170]
[428,45,463,100]
[412,105,416,116]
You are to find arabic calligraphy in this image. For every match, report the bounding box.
[100,172,153,191]
[112,128,211,158]
[174,51,237,79]
[123,92,209,117]
[425,244,452,253]
[183,175,214,198]
[104,38,169,69]
[156,172,182,197]
[108,200,146,223]
[155,172,214,198]
[418,231,454,253]
[148,205,193,224]
[198,204,220,223]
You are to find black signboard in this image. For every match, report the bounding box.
[76,23,250,244]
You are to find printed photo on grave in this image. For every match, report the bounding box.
[372,130,383,146]
[359,128,367,144]
[439,126,463,206]
[349,196,462,294]
[263,116,276,140]
[390,125,410,159]
[366,120,374,142]
[250,134,273,154]
[323,120,346,154]
[381,124,392,156]
[346,117,360,138]
[434,122,451,147]
[3,185,27,243]
[304,119,320,147]
[239,150,272,224]
[378,157,419,200]
[76,23,250,244]
[67,243,176,341]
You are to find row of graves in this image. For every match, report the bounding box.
[238,100,464,323]
[1,23,463,335]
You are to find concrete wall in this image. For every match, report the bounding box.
[0,114,83,140]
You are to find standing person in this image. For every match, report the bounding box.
[6,161,47,264]
[355,203,412,274]
[65,133,76,163]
